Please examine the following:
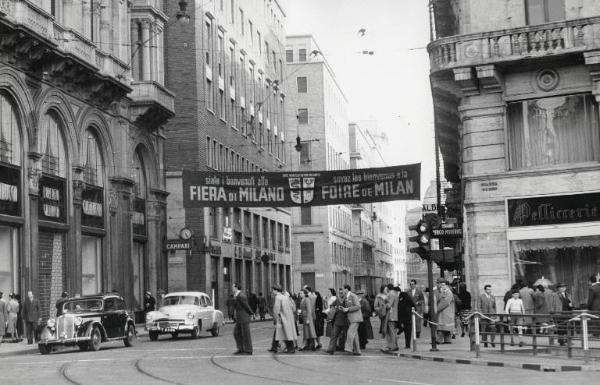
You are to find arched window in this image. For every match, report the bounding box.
[132,150,146,198]
[39,112,67,178]
[82,131,104,187]
[0,94,22,165]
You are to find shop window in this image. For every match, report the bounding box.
[507,94,600,170]
[525,0,565,25]
[300,242,314,264]
[82,132,104,187]
[0,225,18,295]
[82,235,102,295]
[511,236,600,308]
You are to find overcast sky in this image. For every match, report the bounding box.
[280,0,435,198]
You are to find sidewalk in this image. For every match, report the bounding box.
[393,324,600,372]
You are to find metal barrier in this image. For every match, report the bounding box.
[411,309,600,363]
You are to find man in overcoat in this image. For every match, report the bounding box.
[325,295,349,354]
[397,287,416,349]
[232,284,254,354]
[382,283,399,352]
[588,275,600,336]
[435,279,455,344]
[270,285,297,353]
[23,291,40,344]
[342,284,363,355]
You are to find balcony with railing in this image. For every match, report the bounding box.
[428,16,600,73]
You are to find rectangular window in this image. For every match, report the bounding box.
[297,108,308,124]
[301,272,316,290]
[300,207,312,225]
[300,141,310,163]
[507,94,600,170]
[300,242,315,264]
[297,77,307,93]
[525,0,565,24]
[298,48,307,62]
[0,226,18,294]
[286,49,293,62]
[82,235,102,295]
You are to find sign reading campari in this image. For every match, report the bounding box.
[182,163,420,208]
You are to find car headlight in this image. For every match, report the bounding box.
[187,312,194,319]
[74,317,83,326]
[146,313,153,321]
[47,319,56,328]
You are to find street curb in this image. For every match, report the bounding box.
[394,351,599,372]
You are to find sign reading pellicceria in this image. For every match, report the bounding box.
[182,164,420,208]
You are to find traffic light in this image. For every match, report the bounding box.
[409,220,432,260]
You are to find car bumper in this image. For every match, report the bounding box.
[39,335,91,346]
[145,321,195,333]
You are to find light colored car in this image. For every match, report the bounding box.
[145,291,224,341]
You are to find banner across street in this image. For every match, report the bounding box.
[182,163,420,208]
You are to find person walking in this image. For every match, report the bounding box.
[519,282,534,328]
[144,291,156,315]
[270,285,297,353]
[397,287,416,349]
[323,288,337,338]
[7,293,20,342]
[232,284,253,355]
[0,291,7,346]
[299,289,317,350]
[505,289,525,346]
[382,283,399,352]
[556,283,572,346]
[374,285,388,336]
[248,292,258,321]
[587,275,600,336]
[532,285,549,332]
[23,291,40,345]
[314,291,325,348]
[457,283,472,338]
[258,292,267,321]
[342,285,362,355]
[479,284,497,348]
[435,279,455,344]
[407,280,424,338]
[325,293,349,355]
[357,290,373,350]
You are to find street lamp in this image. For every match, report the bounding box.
[176,0,191,24]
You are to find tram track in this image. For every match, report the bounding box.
[208,353,310,385]
[59,362,83,385]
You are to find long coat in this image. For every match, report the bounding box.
[435,289,455,332]
[300,296,317,339]
[273,293,297,341]
[7,298,19,334]
[588,283,600,311]
[0,299,8,336]
[234,293,253,324]
[359,297,374,340]
[22,298,39,323]
[408,288,425,314]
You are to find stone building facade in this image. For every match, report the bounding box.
[429,0,600,306]
[0,0,174,321]
[164,0,291,311]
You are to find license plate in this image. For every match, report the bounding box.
[161,328,175,333]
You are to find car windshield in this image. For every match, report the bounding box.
[163,296,196,306]
[63,299,103,314]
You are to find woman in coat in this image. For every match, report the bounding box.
[299,289,317,350]
[435,281,455,344]
[324,288,337,337]
[314,292,325,340]
[374,285,388,336]
[7,293,20,341]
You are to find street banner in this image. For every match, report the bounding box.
[182,163,420,208]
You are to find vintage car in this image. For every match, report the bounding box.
[145,291,224,340]
[38,294,136,354]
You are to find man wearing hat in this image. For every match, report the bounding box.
[435,278,455,344]
[270,284,297,353]
[556,283,572,346]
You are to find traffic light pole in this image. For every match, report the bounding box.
[427,254,438,351]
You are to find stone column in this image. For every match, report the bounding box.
[108,177,134,300]
[141,19,152,81]
[69,171,84,296]
[99,0,111,52]
[27,153,42,296]
[131,19,139,80]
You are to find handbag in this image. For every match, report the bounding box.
[327,308,337,322]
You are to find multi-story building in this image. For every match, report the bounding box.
[284,35,353,294]
[164,0,291,311]
[349,122,396,294]
[429,0,600,306]
[0,0,175,321]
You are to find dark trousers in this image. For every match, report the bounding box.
[233,322,253,353]
[358,321,368,349]
[398,318,412,348]
[327,324,348,353]
[25,321,37,344]
[480,320,496,343]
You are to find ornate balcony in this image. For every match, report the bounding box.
[0,0,131,107]
[428,16,600,74]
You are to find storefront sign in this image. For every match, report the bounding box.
[166,239,192,250]
[508,193,600,227]
[82,185,104,228]
[182,164,420,208]
[39,176,65,222]
[132,198,146,235]
[432,228,463,238]
[0,164,20,216]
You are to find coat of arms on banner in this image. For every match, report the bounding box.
[288,177,315,204]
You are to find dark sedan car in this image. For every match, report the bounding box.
[38,294,136,354]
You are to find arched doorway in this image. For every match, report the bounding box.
[0,93,23,296]
[38,111,69,320]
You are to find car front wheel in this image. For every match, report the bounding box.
[124,324,136,347]
[38,343,51,355]
[88,327,101,351]
[149,331,159,341]
[171,332,179,339]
